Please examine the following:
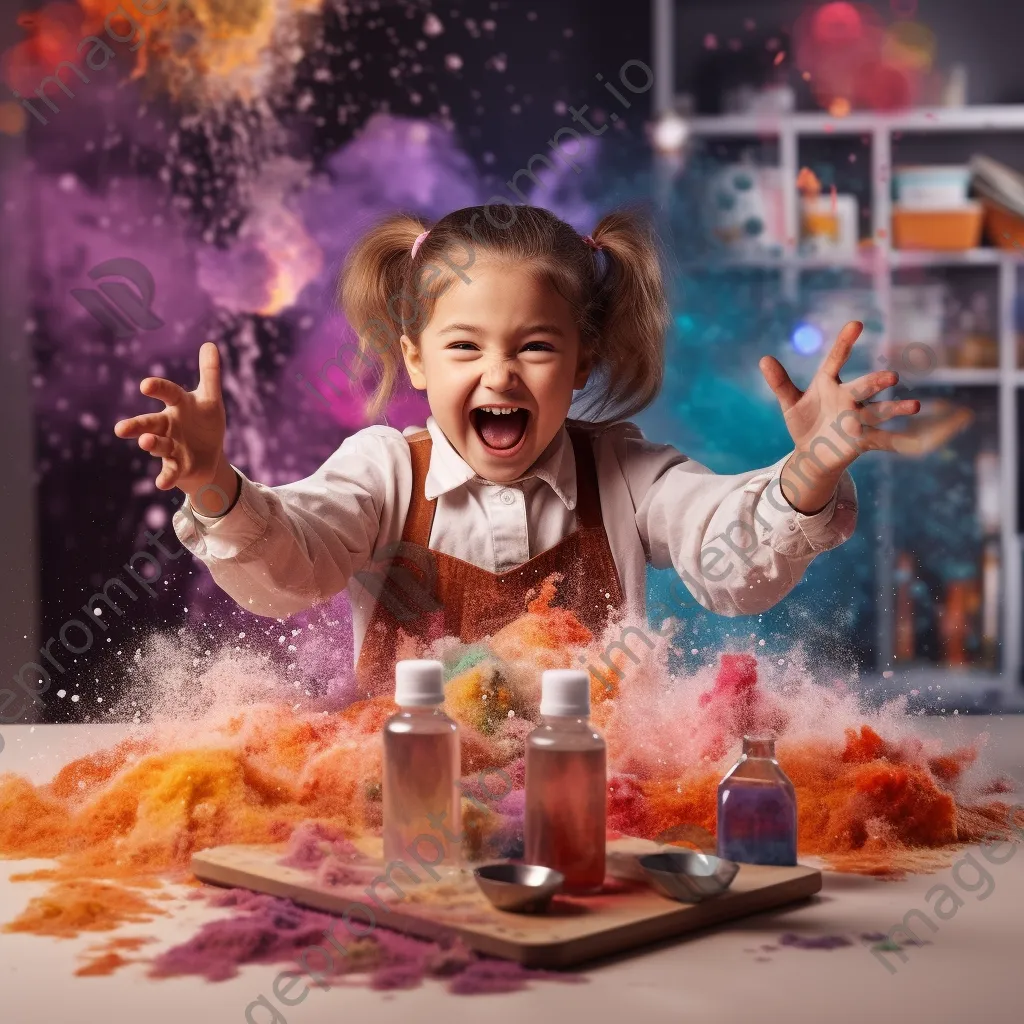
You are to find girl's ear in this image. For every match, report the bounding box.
[573,344,593,390]
[400,334,427,391]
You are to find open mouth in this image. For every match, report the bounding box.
[470,405,531,456]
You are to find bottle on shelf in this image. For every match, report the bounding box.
[717,736,797,867]
[979,537,1000,669]
[895,550,917,662]
[382,659,461,873]
[525,669,607,893]
[940,578,971,667]
[951,296,998,369]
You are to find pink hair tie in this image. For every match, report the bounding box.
[411,230,430,258]
[582,234,601,252]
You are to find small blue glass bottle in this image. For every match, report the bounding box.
[717,736,797,866]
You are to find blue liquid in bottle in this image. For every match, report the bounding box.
[717,736,797,866]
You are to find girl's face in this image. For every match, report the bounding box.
[400,260,591,482]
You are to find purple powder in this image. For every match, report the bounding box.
[150,891,344,982]
[778,933,854,950]
[315,855,378,889]
[371,962,426,990]
[279,821,363,870]
[495,788,526,818]
[447,959,584,995]
[151,886,586,995]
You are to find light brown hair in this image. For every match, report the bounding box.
[338,203,669,423]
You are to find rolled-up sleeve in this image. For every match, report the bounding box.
[171,425,412,619]
[619,425,857,616]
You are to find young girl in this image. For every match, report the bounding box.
[114,204,920,691]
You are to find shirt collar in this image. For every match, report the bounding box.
[420,416,577,510]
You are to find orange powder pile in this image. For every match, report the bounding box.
[75,936,155,977]
[3,879,163,938]
[0,578,1019,969]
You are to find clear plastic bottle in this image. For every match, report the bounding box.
[382,659,461,874]
[525,669,606,893]
[716,736,797,866]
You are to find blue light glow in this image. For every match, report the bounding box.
[791,322,824,355]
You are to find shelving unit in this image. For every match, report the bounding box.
[650,1,1024,708]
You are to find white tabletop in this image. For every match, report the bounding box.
[1,716,1022,1024]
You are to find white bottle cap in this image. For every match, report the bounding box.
[395,659,444,706]
[540,669,591,717]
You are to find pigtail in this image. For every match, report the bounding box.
[585,208,669,422]
[338,212,427,418]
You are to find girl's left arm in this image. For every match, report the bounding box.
[625,429,858,616]
[626,320,923,615]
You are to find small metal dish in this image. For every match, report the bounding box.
[473,863,565,914]
[637,851,739,903]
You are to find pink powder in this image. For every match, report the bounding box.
[152,886,587,994]
[151,890,343,982]
[279,821,363,870]
[448,958,583,995]
[315,856,378,888]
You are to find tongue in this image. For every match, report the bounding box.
[477,409,528,450]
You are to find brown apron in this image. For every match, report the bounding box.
[354,425,625,694]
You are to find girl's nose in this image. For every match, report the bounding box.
[481,357,519,391]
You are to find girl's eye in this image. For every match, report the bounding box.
[447,342,479,351]
[521,342,555,352]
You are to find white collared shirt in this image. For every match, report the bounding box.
[173,416,857,661]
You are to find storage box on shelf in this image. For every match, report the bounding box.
[666,105,1024,701]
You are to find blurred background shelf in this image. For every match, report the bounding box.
[652,0,1024,704]
[681,249,1024,271]
[686,106,1024,138]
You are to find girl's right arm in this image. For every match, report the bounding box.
[114,343,407,618]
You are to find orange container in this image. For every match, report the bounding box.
[891,203,983,250]
[982,199,1024,250]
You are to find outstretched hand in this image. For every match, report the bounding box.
[114,342,237,515]
[759,321,921,512]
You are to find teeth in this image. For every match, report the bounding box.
[479,406,520,415]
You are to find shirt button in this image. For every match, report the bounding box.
[787,520,798,532]
[500,489,515,505]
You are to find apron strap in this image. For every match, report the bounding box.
[401,430,436,547]
[401,424,605,545]
[566,425,604,530]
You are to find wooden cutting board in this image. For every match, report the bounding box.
[192,837,821,968]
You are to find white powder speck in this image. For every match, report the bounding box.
[57,689,66,698]
[71,694,80,702]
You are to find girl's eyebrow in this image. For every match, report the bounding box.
[437,322,566,338]
[437,322,484,336]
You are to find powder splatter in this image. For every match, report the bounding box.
[75,936,155,977]
[149,886,580,994]
[3,880,163,938]
[778,932,854,950]
[0,583,1019,989]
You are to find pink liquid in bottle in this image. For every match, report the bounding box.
[382,660,461,874]
[525,670,606,894]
